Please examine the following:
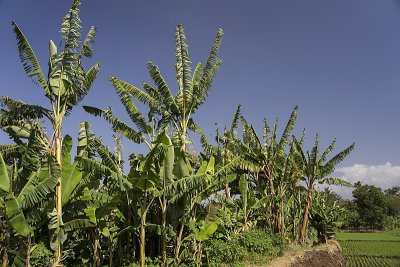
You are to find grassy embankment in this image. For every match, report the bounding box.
[336,230,400,267]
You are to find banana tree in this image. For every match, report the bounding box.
[293,134,354,243]
[7,0,100,263]
[309,191,345,244]
[107,24,223,151]
[222,106,299,234]
[0,147,60,266]
[159,154,238,266]
[238,174,270,231]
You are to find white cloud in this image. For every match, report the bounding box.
[325,163,400,199]
[336,162,400,189]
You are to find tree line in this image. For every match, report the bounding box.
[338,184,400,231]
[0,1,359,266]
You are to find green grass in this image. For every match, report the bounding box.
[336,229,400,241]
[346,256,400,267]
[341,241,400,257]
[337,230,400,267]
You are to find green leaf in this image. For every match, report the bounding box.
[6,193,31,236]
[64,218,95,232]
[0,153,10,192]
[196,221,219,241]
[84,207,97,224]
[61,135,83,206]
[81,26,97,58]
[17,169,58,209]
[12,22,51,98]
[239,174,248,215]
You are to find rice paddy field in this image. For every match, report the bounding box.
[336,230,400,267]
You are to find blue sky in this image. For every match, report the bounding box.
[1,0,400,192]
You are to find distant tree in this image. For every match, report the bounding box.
[341,200,361,229]
[352,183,388,229]
[384,187,400,216]
[384,186,400,196]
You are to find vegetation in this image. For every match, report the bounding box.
[339,184,400,230]
[0,1,397,267]
[337,230,400,267]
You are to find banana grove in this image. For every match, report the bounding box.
[0,1,354,266]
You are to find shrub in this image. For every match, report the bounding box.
[238,228,280,255]
[206,228,284,266]
[206,238,248,266]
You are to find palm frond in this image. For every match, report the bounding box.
[187,118,213,155]
[147,61,179,113]
[5,193,32,236]
[308,134,319,177]
[79,62,100,101]
[292,136,307,168]
[0,153,10,192]
[18,157,60,209]
[109,76,160,109]
[80,26,97,58]
[322,143,355,176]
[163,173,208,200]
[0,144,20,158]
[79,156,132,190]
[1,96,53,122]
[77,121,96,157]
[201,28,223,85]
[97,145,122,174]
[318,177,352,187]
[11,22,51,98]
[175,24,192,94]
[194,59,221,110]
[263,117,270,148]
[277,106,298,153]
[113,78,151,134]
[83,106,144,143]
[230,105,241,132]
[195,28,223,107]
[60,0,81,73]
[64,218,95,232]
[192,62,203,85]
[320,138,336,164]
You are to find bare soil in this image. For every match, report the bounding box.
[267,240,346,267]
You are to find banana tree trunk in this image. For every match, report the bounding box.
[195,241,203,266]
[2,219,10,267]
[54,125,63,263]
[161,198,167,266]
[26,234,31,267]
[92,230,102,267]
[174,222,184,266]
[108,237,113,267]
[1,252,7,267]
[300,184,313,243]
[139,212,147,267]
[278,203,285,235]
[291,201,296,240]
[266,169,280,233]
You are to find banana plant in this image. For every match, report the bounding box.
[310,191,345,243]
[107,24,223,151]
[293,134,354,243]
[188,204,221,266]
[160,154,238,266]
[5,0,100,263]
[219,106,299,234]
[238,174,270,232]
[0,148,60,267]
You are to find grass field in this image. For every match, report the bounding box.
[336,230,400,267]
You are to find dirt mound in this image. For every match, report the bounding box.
[268,240,346,267]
